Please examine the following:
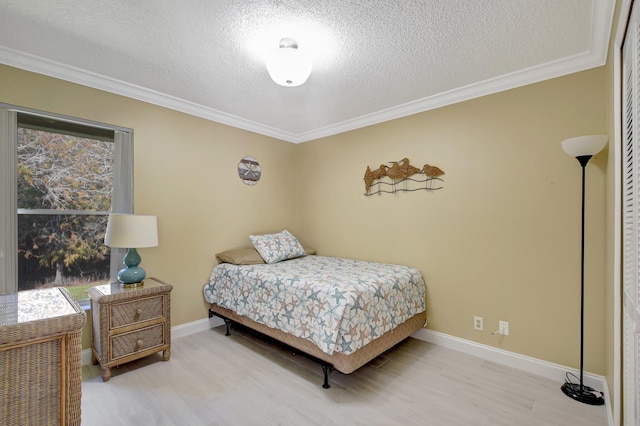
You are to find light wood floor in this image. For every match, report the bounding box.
[81,325,608,425]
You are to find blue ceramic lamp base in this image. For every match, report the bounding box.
[118,248,147,287]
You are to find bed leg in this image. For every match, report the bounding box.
[208,309,214,318]
[224,318,231,336]
[321,365,331,389]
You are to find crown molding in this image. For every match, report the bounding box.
[0,0,613,145]
[297,0,615,143]
[0,46,298,142]
[296,49,608,143]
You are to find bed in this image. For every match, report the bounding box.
[202,231,426,388]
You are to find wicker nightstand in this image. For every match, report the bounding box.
[0,287,86,426]
[88,277,172,382]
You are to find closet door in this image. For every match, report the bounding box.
[622,5,640,425]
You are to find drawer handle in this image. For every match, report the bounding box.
[134,339,143,351]
[134,308,142,321]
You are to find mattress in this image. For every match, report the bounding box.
[203,255,426,356]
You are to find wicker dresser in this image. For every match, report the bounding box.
[0,287,86,426]
[88,277,172,382]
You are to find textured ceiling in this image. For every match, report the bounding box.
[0,0,615,143]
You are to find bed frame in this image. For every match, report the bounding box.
[208,303,426,388]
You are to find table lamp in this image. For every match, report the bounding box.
[104,214,158,287]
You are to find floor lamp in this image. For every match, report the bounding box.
[560,134,608,406]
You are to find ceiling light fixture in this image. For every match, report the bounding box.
[265,38,312,87]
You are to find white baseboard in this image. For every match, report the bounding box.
[172,316,224,339]
[412,329,612,425]
[81,348,93,366]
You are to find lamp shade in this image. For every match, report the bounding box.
[561,135,608,158]
[265,38,312,87]
[104,214,158,248]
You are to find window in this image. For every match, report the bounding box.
[0,105,133,302]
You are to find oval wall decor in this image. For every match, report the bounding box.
[238,156,262,185]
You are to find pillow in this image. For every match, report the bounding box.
[216,245,316,265]
[216,248,266,265]
[249,230,306,264]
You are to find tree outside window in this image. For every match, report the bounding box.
[17,126,114,300]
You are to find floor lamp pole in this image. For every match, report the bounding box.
[560,154,604,406]
[579,157,587,391]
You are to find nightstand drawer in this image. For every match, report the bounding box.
[110,295,164,328]
[110,324,165,360]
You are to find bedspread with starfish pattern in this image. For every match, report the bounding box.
[203,255,425,355]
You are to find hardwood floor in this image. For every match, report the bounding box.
[81,326,608,425]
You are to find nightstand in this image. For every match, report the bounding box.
[88,277,172,382]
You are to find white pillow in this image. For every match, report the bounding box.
[249,230,306,264]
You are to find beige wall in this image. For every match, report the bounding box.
[0,64,299,334]
[294,68,609,375]
[0,63,610,376]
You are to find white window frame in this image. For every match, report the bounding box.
[0,104,133,295]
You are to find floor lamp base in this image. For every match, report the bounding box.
[561,382,605,405]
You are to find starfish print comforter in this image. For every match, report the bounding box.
[203,255,425,355]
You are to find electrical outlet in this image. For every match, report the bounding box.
[474,316,483,331]
[499,321,509,336]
